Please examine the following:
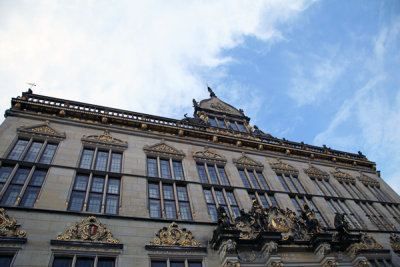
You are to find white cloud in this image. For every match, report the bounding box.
[287,50,348,106]
[0,0,313,120]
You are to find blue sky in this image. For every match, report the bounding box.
[1,0,399,193]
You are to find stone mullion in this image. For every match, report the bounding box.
[0,163,19,197]
[15,165,36,206]
[83,172,93,211]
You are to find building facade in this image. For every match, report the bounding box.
[0,89,399,267]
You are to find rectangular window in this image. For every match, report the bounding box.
[53,256,115,267]
[238,169,270,190]
[237,122,247,133]
[208,118,218,127]
[207,165,219,185]
[160,159,172,179]
[277,173,306,194]
[149,183,161,218]
[23,141,43,162]
[1,168,30,205]
[173,161,184,180]
[239,170,251,188]
[230,122,239,131]
[277,174,290,192]
[247,171,260,189]
[20,169,46,207]
[203,189,217,222]
[80,149,94,169]
[8,139,29,160]
[197,163,229,185]
[217,167,230,186]
[147,158,158,177]
[204,188,239,221]
[94,151,108,171]
[105,178,120,214]
[39,143,57,164]
[217,118,226,129]
[197,164,208,183]
[0,166,13,191]
[151,261,202,267]
[177,186,192,220]
[109,153,122,173]
[163,185,177,219]
[256,171,270,190]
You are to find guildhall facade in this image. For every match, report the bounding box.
[0,89,399,267]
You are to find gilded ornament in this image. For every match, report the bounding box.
[178,129,184,136]
[59,110,66,116]
[149,222,201,247]
[304,164,329,180]
[348,233,384,255]
[141,123,147,130]
[233,153,263,169]
[356,260,371,266]
[390,233,400,251]
[269,261,283,267]
[258,144,263,150]
[82,130,128,149]
[213,136,218,142]
[193,147,227,163]
[14,103,21,110]
[236,141,242,147]
[0,208,26,238]
[286,149,290,155]
[144,141,185,158]
[323,260,338,267]
[270,159,299,174]
[101,117,108,123]
[57,216,119,244]
[331,168,355,183]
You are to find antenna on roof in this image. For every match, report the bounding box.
[25,82,36,94]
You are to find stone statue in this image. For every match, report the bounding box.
[208,86,216,97]
[302,203,322,233]
[334,213,350,241]
[217,206,231,229]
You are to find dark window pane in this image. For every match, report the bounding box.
[79,149,94,169]
[0,166,13,183]
[231,206,241,218]
[20,187,40,207]
[151,262,167,267]
[239,170,251,188]
[269,195,278,207]
[208,118,217,127]
[68,191,85,211]
[12,168,30,184]
[164,200,177,219]
[188,262,202,267]
[277,175,290,192]
[177,186,188,201]
[203,189,214,204]
[74,175,89,191]
[217,118,226,129]
[95,151,108,171]
[312,180,324,195]
[160,159,171,179]
[171,262,185,267]
[107,178,120,194]
[24,141,43,162]
[248,171,260,189]
[179,202,192,220]
[98,258,115,267]
[149,183,160,199]
[291,198,302,214]
[1,184,22,205]
[226,192,237,205]
[237,123,247,133]
[149,199,161,217]
[0,255,14,267]
[110,153,122,172]
[259,195,269,208]
[147,158,158,177]
[197,164,208,183]
[285,176,298,193]
[230,122,239,131]
[215,191,226,205]
[91,177,105,193]
[256,172,269,190]
[292,176,306,193]
[52,257,72,267]
[76,257,94,267]
[217,167,229,185]
[172,161,184,180]
[8,139,28,160]
[39,143,57,164]
[208,204,218,221]
[87,193,102,212]
[29,170,46,186]
[207,165,219,184]
[162,185,174,200]
[105,195,119,214]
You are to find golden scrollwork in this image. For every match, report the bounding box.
[304,164,329,180]
[331,167,355,183]
[149,222,201,247]
[0,208,26,238]
[324,260,339,267]
[357,173,379,186]
[82,130,128,149]
[270,159,298,174]
[348,233,384,255]
[269,261,283,267]
[143,141,185,158]
[17,122,66,140]
[57,216,119,244]
[233,153,263,169]
[193,146,227,164]
[356,259,371,267]
[390,233,400,251]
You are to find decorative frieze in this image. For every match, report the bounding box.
[270,159,298,174]
[304,164,329,180]
[331,167,355,183]
[82,130,128,150]
[357,173,379,186]
[193,146,227,164]
[0,208,26,238]
[56,216,119,244]
[143,140,185,158]
[233,153,263,170]
[148,222,201,247]
[17,122,65,140]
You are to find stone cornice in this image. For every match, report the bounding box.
[8,92,375,170]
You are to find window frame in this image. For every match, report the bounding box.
[147,156,185,181]
[51,253,117,267]
[202,187,240,222]
[196,162,230,186]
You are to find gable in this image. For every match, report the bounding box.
[331,168,355,183]
[17,122,66,140]
[269,159,298,174]
[233,153,263,169]
[82,130,128,150]
[192,146,227,164]
[357,173,379,186]
[143,141,185,158]
[198,97,244,117]
[304,165,329,180]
